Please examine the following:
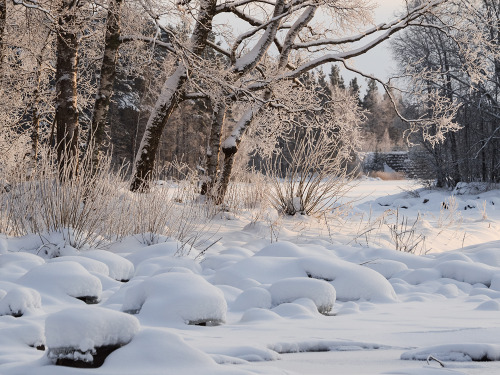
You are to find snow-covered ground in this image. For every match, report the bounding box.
[1,179,500,374]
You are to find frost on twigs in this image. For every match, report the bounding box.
[46,307,140,368]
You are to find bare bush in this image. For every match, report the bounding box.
[266,128,357,217]
[387,209,426,254]
[0,149,212,252]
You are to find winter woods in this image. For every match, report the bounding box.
[0,0,499,203]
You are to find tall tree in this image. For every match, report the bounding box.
[328,65,345,90]
[87,0,124,166]
[55,0,80,173]
[348,77,361,105]
[0,0,5,71]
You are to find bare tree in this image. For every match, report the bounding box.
[87,0,124,166]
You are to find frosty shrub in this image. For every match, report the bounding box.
[387,209,426,254]
[0,149,211,251]
[266,128,358,217]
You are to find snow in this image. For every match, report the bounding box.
[121,272,227,325]
[45,306,140,362]
[1,180,500,374]
[0,287,41,317]
[19,261,102,302]
[401,344,500,362]
[268,277,336,313]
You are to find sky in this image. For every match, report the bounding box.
[340,0,407,93]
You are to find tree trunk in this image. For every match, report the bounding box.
[88,0,123,167]
[201,101,226,196]
[212,6,313,204]
[130,0,217,191]
[55,0,79,176]
[130,65,187,191]
[215,145,237,205]
[0,0,5,72]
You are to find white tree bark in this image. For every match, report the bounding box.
[130,0,218,191]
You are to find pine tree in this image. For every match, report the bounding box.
[328,65,345,89]
[348,77,361,105]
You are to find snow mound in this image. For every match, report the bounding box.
[232,287,272,311]
[475,300,500,311]
[46,306,139,365]
[122,273,227,325]
[19,261,102,302]
[49,256,110,277]
[240,308,282,322]
[268,277,336,314]
[125,241,183,266]
[255,241,331,258]
[436,261,499,286]
[80,250,135,281]
[401,343,500,361]
[101,329,248,374]
[363,259,409,279]
[213,256,306,286]
[0,252,45,281]
[134,256,201,277]
[0,287,41,317]
[301,257,398,302]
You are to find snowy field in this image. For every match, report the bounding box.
[1,179,500,374]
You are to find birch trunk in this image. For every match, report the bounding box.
[0,0,5,71]
[130,0,217,191]
[55,0,79,176]
[201,101,226,196]
[88,0,123,167]
[213,6,316,203]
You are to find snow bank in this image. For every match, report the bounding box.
[80,250,134,281]
[0,287,41,317]
[268,277,336,314]
[134,256,201,277]
[401,343,500,361]
[0,252,45,281]
[19,261,102,302]
[125,241,184,266]
[49,256,109,277]
[46,306,139,364]
[232,287,272,311]
[436,261,499,286]
[301,257,398,302]
[269,339,389,353]
[102,329,252,374]
[122,273,227,325]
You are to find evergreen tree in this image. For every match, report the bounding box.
[348,77,361,105]
[328,65,345,89]
[362,79,378,111]
[315,69,330,106]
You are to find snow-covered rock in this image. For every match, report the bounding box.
[268,277,336,314]
[232,287,272,311]
[49,256,109,277]
[122,273,227,325]
[19,261,102,303]
[0,287,41,317]
[300,257,398,302]
[46,306,140,367]
[80,250,135,281]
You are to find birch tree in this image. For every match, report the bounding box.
[131,0,452,195]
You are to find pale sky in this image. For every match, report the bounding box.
[341,0,406,92]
